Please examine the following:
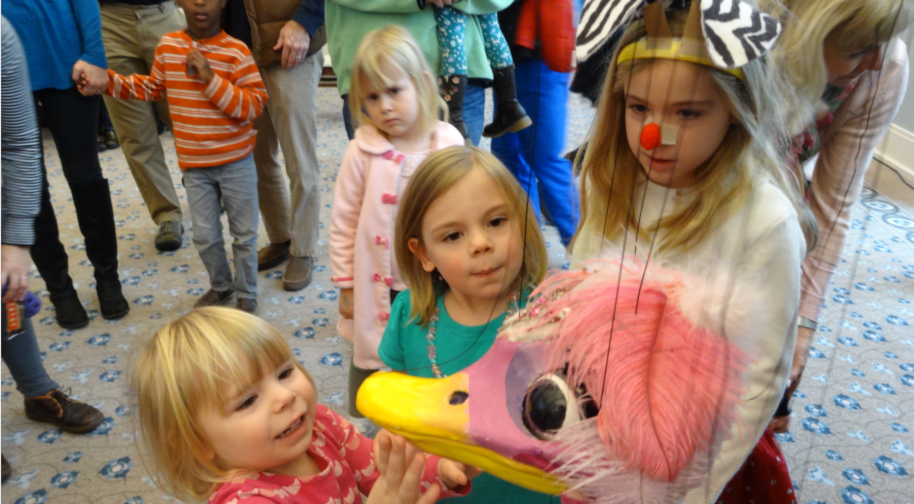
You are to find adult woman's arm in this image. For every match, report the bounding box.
[1,17,42,301]
[70,0,108,93]
[797,42,909,357]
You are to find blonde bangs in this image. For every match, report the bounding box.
[130,307,304,501]
[349,25,445,134]
[396,147,547,327]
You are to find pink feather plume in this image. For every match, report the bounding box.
[528,259,747,482]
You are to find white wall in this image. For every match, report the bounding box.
[873,27,914,180]
[891,28,914,132]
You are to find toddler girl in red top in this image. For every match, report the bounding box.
[130,307,476,504]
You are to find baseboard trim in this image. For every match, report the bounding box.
[874,123,914,182]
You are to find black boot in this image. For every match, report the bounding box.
[439,74,471,142]
[30,179,89,330]
[70,178,129,320]
[483,65,532,138]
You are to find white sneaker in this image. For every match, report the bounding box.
[349,416,379,438]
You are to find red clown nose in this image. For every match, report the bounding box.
[640,122,661,150]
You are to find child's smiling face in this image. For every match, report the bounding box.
[623,59,735,189]
[409,167,525,304]
[199,358,319,474]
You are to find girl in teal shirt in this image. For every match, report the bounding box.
[379,146,558,504]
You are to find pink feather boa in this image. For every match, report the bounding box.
[522,259,748,484]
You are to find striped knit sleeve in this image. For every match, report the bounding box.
[1,16,43,247]
[105,46,167,102]
[202,51,267,121]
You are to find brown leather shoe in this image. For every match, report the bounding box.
[258,240,291,271]
[283,255,313,291]
[24,389,104,434]
[194,287,235,308]
[236,298,258,315]
[2,454,11,483]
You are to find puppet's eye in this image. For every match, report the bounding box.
[522,373,581,440]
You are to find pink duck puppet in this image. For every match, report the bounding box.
[357,259,755,504]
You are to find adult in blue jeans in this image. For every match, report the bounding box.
[491,0,579,247]
[324,0,511,145]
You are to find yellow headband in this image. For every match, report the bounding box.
[616,38,745,81]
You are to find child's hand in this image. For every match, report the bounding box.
[186,49,215,83]
[339,288,354,319]
[367,430,440,504]
[437,458,481,489]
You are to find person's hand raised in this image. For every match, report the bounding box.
[367,430,441,504]
[187,49,215,83]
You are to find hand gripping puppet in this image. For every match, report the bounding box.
[358,259,749,503]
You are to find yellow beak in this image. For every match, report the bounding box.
[357,371,567,495]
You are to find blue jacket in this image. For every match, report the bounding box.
[2,0,107,91]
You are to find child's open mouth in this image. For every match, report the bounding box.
[276,414,305,439]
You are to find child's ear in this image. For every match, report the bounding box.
[408,238,437,273]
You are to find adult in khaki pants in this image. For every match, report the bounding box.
[99,0,186,252]
[224,0,326,291]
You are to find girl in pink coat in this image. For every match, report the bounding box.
[329,26,464,435]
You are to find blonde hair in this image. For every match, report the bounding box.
[764,0,913,134]
[349,25,447,135]
[129,307,314,501]
[576,8,804,252]
[395,146,548,327]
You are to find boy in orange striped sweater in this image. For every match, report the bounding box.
[98,0,268,314]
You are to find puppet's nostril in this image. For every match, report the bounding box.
[449,391,469,405]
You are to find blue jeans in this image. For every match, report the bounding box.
[183,153,259,299]
[2,318,60,398]
[492,59,579,246]
[342,85,485,146]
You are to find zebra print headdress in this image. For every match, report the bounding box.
[576,0,781,69]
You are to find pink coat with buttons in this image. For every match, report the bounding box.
[329,122,465,369]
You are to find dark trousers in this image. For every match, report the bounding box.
[30,86,119,297]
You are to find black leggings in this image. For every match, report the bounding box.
[34,87,104,187]
[30,87,117,296]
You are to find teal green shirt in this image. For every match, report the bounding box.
[378,290,560,504]
[325,0,514,96]
[379,290,515,377]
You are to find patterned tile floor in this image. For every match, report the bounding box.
[1,88,912,504]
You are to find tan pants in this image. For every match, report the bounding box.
[252,51,324,257]
[100,1,185,225]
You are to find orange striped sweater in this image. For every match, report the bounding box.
[106,30,267,170]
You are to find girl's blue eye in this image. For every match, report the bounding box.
[628,104,648,114]
[490,217,507,227]
[389,87,400,95]
[278,367,293,379]
[444,232,461,242]
[367,93,379,101]
[678,109,701,119]
[236,395,257,411]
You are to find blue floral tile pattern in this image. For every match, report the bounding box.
[779,187,914,503]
